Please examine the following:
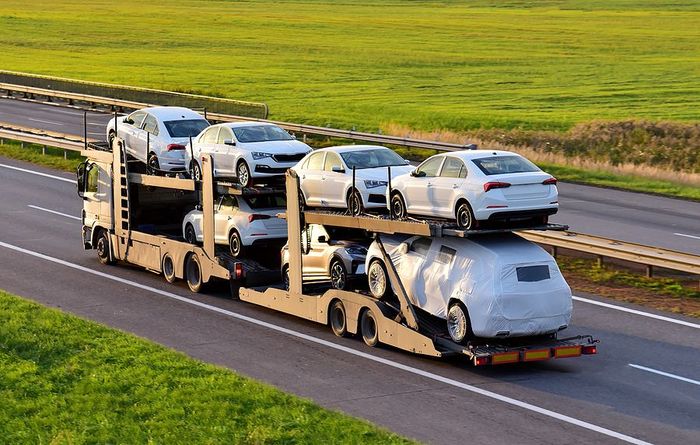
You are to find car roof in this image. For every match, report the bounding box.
[316,145,390,154]
[140,106,205,120]
[435,149,520,161]
[220,121,279,129]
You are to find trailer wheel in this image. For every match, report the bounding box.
[367,259,388,299]
[185,253,204,293]
[162,253,176,283]
[360,309,379,347]
[95,229,114,265]
[447,301,472,344]
[329,300,348,337]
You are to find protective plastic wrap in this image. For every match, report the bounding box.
[368,233,572,338]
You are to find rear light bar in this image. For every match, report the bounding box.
[581,345,597,355]
[523,348,550,362]
[248,214,272,222]
[491,351,520,365]
[167,144,187,151]
[483,181,511,192]
[542,177,558,185]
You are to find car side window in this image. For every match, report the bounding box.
[416,157,443,177]
[127,111,147,128]
[143,114,159,136]
[436,245,456,265]
[202,127,220,144]
[217,127,233,144]
[440,157,466,179]
[307,152,325,170]
[409,237,432,256]
[219,195,238,211]
[324,152,343,172]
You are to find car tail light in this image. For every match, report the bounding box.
[167,144,186,151]
[582,345,597,355]
[483,181,511,192]
[248,214,272,222]
[542,177,558,185]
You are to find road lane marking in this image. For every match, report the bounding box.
[27,205,81,221]
[573,296,700,329]
[0,163,75,183]
[0,240,651,445]
[28,117,62,126]
[629,364,700,386]
[674,233,700,241]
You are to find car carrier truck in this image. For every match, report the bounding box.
[77,140,598,366]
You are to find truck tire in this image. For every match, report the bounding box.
[329,300,348,337]
[162,253,176,283]
[360,308,379,347]
[95,229,114,265]
[185,253,204,293]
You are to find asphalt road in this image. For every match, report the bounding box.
[0,156,698,444]
[1,96,699,255]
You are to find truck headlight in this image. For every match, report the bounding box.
[364,180,387,189]
[252,152,273,160]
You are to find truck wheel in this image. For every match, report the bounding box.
[360,309,379,347]
[185,254,204,293]
[95,229,114,265]
[367,259,388,299]
[329,259,347,290]
[162,253,176,283]
[447,301,472,344]
[329,300,348,337]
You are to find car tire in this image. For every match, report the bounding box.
[229,230,244,257]
[329,300,348,337]
[185,253,204,293]
[446,301,473,344]
[329,258,348,290]
[367,259,388,299]
[95,229,114,265]
[147,153,160,176]
[360,309,379,347]
[347,188,363,216]
[184,223,197,244]
[237,160,252,188]
[191,161,202,182]
[390,192,407,219]
[456,201,476,230]
[162,253,176,283]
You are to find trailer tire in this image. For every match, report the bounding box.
[162,253,176,283]
[329,300,348,337]
[360,308,379,347]
[185,253,204,293]
[367,259,388,299]
[95,229,114,265]
[447,301,473,344]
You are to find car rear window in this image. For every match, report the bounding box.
[164,119,210,138]
[243,194,286,209]
[516,265,551,282]
[472,155,540,176]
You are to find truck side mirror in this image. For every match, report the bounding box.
[76,161,87,199]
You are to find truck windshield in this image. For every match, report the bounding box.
[233,125,293,143]
[340,149,405,170]
[164,119,210,138]
[472,155,540,176]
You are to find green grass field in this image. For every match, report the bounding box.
[1,0,699,132]
[0,289,411,444]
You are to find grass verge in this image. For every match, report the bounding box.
[0,289,412,444]
[0,139,83,172]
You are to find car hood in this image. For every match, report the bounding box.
[238,140,312,154]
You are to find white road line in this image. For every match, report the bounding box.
[27,205,80,221]
[28,117,61,126]
[0,163,75,184]
[573,296,700,329]
[0,240,650,445]
[674,233,700,241]
[629,364,700,386]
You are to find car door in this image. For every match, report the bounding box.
[321,152,347,206]
[299,151,326,206]
[431,156,468,218]
[214,195,239,244]
[139,113,160,159]
[197,126,220,173]
[401,237,432,307]
[129,112,150,162]
[405,156,444,215]
[303,224,330,277]
[121,111,146,159]
[215,126,236,175]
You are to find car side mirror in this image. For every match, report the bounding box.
[290,133,297,140]
[195,204,203,211]
[224,139,236,146]
[317,235,327,244]
[404,159,410,165]
[397,242,409,255]
[410,170,425,177]
[124,118,134,125]
[331,166,345,174]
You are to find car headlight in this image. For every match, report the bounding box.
[364,180,388,189]
[252,152,273,160]
[345,246,367,257]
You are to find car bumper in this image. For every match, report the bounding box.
[472,313,571,338]
[474,204,559,221]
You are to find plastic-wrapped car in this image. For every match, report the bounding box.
[365,233,572,343]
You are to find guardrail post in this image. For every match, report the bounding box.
[64,150,67,160]
[597,255,604,268]
[646,265,653,278]
[551,246,558,258]
[83,111,88,150]
[42,145,46,155]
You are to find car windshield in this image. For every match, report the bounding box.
[233,125,293,143]
[340,149,405,170]
[164,119,210,138]
[471,155,540,175]
[243,194,286,209]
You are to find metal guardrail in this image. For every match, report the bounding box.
[0,82,476,152]
[1,125,698,277]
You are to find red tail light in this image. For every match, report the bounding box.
[582,345,597,355]
[248,214,272,222]
[167,144,186,151]
[234,262,244,279]
[542,177,558,185]
[483,181,511,192]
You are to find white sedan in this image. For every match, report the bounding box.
[184,122,312,186]
[182,193,287,257]
[389,150,559,229]
[365,234,572,343]
[293,145,413,213]
[106,107,209,173]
